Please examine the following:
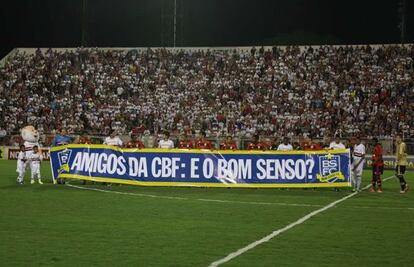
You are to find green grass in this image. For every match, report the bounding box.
[0,160,413,267]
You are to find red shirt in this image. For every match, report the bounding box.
[247,142,269,150]
[125,140,145,149]
[372,143,384,166]
[220,142,237,150]
[196,139,213,149]
[303,142,323,151]
[256,142,270,150]
[247,142,257,150]
[78,137,92,144]
[178,140,194,149]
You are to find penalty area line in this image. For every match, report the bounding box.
[207,175,395,267]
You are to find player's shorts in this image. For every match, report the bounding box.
[395,165,406,175]
[372,165,384,175]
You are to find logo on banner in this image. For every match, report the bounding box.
[57,149,72,173]
[317,154,345,182]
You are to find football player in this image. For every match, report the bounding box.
[395,134,409,193]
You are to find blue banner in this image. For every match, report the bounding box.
[50,145,351,188]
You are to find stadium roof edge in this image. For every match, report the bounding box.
[0,48,18,67]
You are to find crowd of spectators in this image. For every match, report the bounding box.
[0,45,413,142]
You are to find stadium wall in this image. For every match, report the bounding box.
[1,145,413,171]
[8,43,414,56]
[0,146,50,161]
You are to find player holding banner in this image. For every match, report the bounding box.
[158,131,174,149]
[125,133,145,149]
[195,132,213,149]
[220,136,237,150]
[51,129,72,184]
[51,129,72,146]
[329,136,345,150]
[352,136,365,192]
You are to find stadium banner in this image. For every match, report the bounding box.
[365,155,414,170]
[5,146,51,161]
[0,146,4,160]
[50,144,352,188]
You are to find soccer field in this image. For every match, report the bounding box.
[0,160,413,267]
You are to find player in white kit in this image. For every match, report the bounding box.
[29,146,43,184]
[158,131,174,149]
[103,131,123,147]
[329,136,346,150]
[277,137,293,151]
[352,137,365,192]
[329,136,346,192]
[16,144,28,184]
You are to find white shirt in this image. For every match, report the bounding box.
[17,151,27,162]
[29,153,43,165]
[353,143,366,158]
[24,140,39,150]
[158,139,174,149]
[329,141,345,150]
[104,136,123,146]
[277,143,293,151]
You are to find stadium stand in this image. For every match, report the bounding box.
[0,45,413,145]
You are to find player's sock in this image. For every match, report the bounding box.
[398,175,407,191]
[351,175,356,190]
[370,177,376,192]
[355,176,361,191]
[377,176,382,191]
[404,184,409,192]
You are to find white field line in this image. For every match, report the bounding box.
[66,176,413,266]
[195,198,322,207]
[342,205,414,211]
[207,175,396,267]
[65,184,323,208]
[66,176,411,212]
[66,180,413,211]
[66,184,187,200]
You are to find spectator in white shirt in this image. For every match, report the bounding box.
[0,128,6,137]
[158,131,174,149]
[0,128,6,145]
[103,131,123,147]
